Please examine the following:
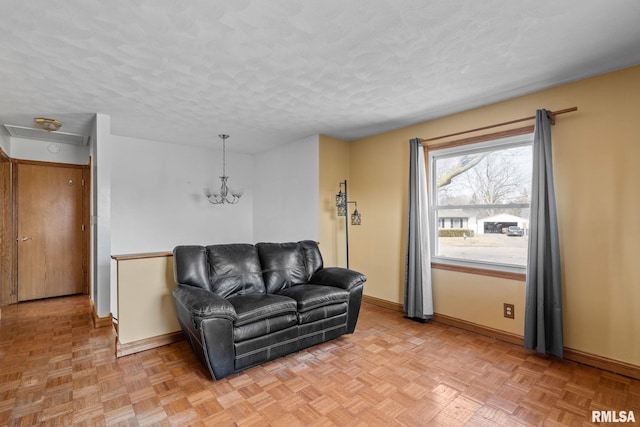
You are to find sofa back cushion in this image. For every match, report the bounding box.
[173,244,266,297]
[206,244,266,297]
[174,245,210,290]
[175,242,323,296]
[256,241,323,293]
[257,242,306,293]
[299,240,324,277]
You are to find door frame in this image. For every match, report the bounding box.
[3,157,91,305]
[0,149,11,306]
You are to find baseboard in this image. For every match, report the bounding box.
[89,298,113,328]
[362,295,404,312]
[563,347,640,380]
[363,294,640,380]
[432,313,525,346]
[116,331,184,358]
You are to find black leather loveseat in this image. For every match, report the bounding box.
[172,241,366,380]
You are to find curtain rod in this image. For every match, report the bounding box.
[419,107,577,144]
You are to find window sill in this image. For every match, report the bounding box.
[431,259,526,281]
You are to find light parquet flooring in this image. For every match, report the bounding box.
[0,296,638,426]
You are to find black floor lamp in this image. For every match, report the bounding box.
[335,180,361,269]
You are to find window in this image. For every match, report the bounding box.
[428,132,533,272]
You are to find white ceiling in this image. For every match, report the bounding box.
[1,0,639,153]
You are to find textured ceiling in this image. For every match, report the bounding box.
[1,0,639,153]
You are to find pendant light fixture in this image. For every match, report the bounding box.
[204,134,244,204]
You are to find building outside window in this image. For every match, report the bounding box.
[428,132,533,272]
[438,216,469,229]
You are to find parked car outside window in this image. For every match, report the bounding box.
[506,226,524,236]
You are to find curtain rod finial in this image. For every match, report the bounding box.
[546,111,556,125]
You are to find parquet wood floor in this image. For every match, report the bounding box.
[0,296,638,426]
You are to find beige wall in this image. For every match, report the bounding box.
[345,65,640,366]
[318,135,350,268]
[116,255,180,345]
[115,66,639,366]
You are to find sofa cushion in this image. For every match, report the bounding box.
[206,244,266,297]
[233,313,298,342]
[276,284,349,312]
[298,303,347,325]
[226,293,298,326]
[256,242,308,293]
[299,240,323,278]
[173,246,211,291]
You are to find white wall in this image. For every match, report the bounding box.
[0,132,9,154]
[110,135,254,255]
[92,114,112,318]
[253,135,320,243]
[4,119,322,321]
[8,137,90,164]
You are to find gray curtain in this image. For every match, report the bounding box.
[404,138,434,320]
[524,110,563,357]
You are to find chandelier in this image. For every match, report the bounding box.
[203,134,244,204]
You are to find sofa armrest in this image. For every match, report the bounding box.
[172,284,237,380]
[309,267,366,291]
[173,285,237,323]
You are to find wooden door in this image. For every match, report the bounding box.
[16,163,84,301]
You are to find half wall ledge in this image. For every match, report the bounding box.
[112,251,181,358]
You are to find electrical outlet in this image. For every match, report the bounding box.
[504,303,515,319]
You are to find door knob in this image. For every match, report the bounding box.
[18,237,32,241]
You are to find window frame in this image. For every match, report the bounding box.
[427,128,534,277]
